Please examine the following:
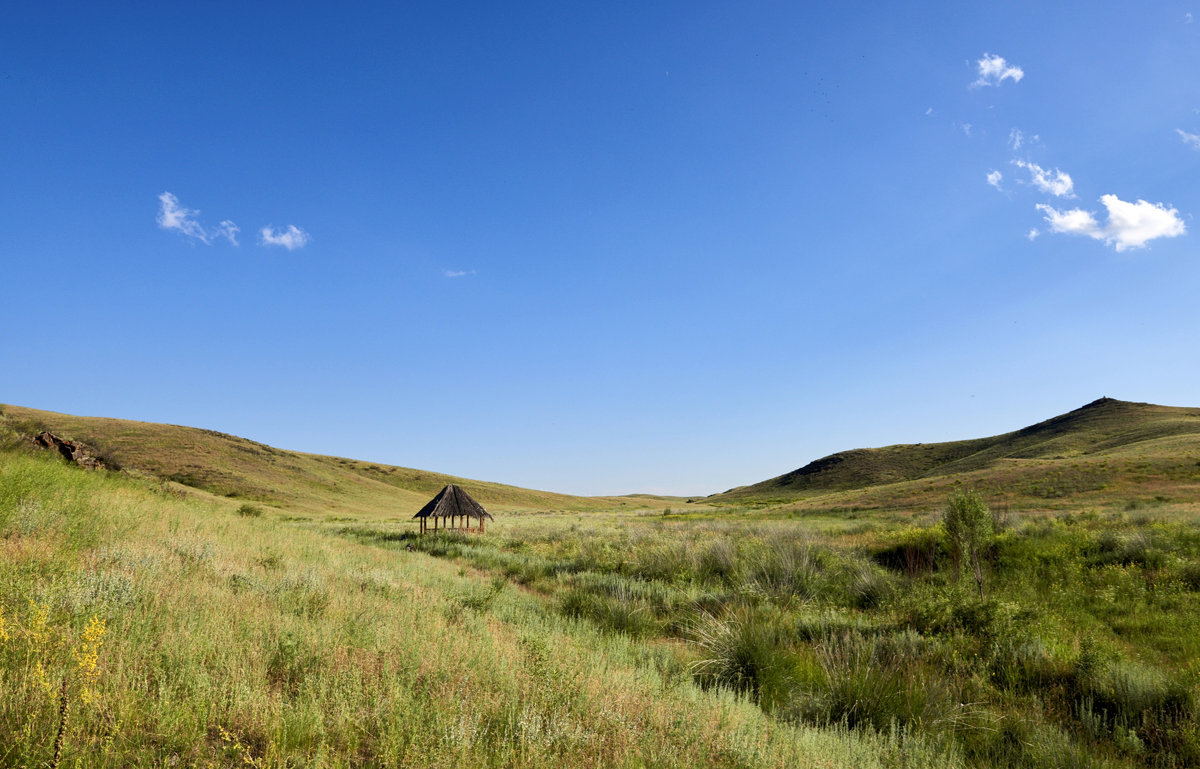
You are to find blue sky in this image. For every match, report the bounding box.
[2,2,1198,495]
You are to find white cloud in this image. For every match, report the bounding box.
[214,220,239,246]
[1008,128,1042,151]
[1186,12,1193,23]
[1013,160,1075,197]
[443,269,476,278]
[973,53,1024,87]
[157,192,239,245]
[986,170,1003,189]
[925,107,933,116]
[259,225,310,251]
[158,192,211,243]
[1027,228,1040,240]
[1036,195,1186,251]
[960,122,973,137]
[1177,128,1200,150]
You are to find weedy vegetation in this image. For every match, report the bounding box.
[2,401,1199,767]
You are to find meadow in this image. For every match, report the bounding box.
[2,401,1199,767]
[1,451,956,768]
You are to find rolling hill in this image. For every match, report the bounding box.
[710,398,1200,512]
[0,403,661,516]
[6,398,1200,519]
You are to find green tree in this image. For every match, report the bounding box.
[944,489,993,600]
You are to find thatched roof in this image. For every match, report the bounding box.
[412,484,494,521]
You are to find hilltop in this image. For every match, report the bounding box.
[0,404,661,516]
[5,398,1200,519]
[711,398,1200,512]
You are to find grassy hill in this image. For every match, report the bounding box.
[0,404,661,516]
[710,398,1200,513]
[3,400,1199,767]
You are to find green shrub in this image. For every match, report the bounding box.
[806,630,953,731]
[1088,530,1166,569]
[688,607,789,698]
[266,631,321,695]
[694,539,739,584]
[748,539,826,600]
[1078,659,1193,730]
[1180,562,1200,591]
[846,563,893,610]
[944,489,993,600]
[558,586,656,637]
[236,503,264,518]
[872,527,947,577]
[988,638,1069,693]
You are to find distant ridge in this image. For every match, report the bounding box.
[712,398,1200,505]
[0,404,655,515]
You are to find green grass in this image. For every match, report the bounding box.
[1,449,966,768]
[711,398,1200,514]
[335,509,1199,768]
[3,400,1200,767]
[0,403,669,516]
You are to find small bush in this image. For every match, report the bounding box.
[944,489,993,599]
[1089,530,1166,569]
[455,578,505,614]
[1078,659,1193,731]
[688,607,788,698]
[236,503,264,518]
[989,638,1069,692]
[266,631,320,695]
[1180,562,1200,592]
[694,539,738,584]
[846,563,893,609]
[748,539,825,600]
[807,630,953,731]
[872,527,947,577]
[559,586,655,637]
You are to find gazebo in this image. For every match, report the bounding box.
[413,484,494,534]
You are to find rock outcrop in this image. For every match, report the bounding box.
[32,431,113,470]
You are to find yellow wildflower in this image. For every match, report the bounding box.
[0,605,9,643]
[33,660,55,697]
[72,614,106,677]
[27,600,50,643]
[72,614,106,706]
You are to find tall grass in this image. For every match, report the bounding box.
[2,452,960,768]
[340,504,1200,768]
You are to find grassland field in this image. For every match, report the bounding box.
[2,402,1199,767]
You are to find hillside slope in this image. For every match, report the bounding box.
[713,398,1200,508]
[0,404,650,515]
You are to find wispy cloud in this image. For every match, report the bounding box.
[973,53,1024,88]
[986,170,1003,189]
[214,220,240,246]
[157,192,239,245]
[1013,160,1074,197]
[1036,195,1185,251]
[1027,228,1040,241]
[443,269,476,278]
[1177,128,1200,150]
[259,225,310,251]
[1008,128,1037,150]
